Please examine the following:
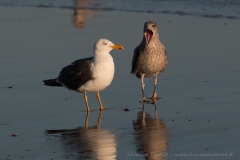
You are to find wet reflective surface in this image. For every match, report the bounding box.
[1,4,240,160]
[45,102,169,160]
[46,111,117,159]
[133,103,168,160]
[0,0,239,19]
[72,0,97,28]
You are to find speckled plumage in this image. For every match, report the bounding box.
[131,21,168,78]
[131,21,168,102]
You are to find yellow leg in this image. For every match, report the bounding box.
[84,92,90,112]
[96,91,104,110]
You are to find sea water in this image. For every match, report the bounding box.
[0,0,239,19]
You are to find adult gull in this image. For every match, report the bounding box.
[43,38,124,112]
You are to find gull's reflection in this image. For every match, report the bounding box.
[73,0,96,28]
[133,102,169,160]
[46,111,117,160]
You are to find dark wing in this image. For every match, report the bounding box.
[58,57,94,90]
[131,46,140,74]
[43,78,62,87]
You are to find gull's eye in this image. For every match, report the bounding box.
[152,24,155,27]
[103,42,107,45]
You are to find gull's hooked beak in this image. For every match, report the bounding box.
[111,44,124,50]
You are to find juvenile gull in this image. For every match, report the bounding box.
[131,21,168,103]
[43,38,124,112]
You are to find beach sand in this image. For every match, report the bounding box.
[0,6,240,159]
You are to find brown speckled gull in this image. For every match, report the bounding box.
[131,21,168,103]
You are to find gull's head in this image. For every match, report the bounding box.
[94,38,124,54]
[143,21,159,44]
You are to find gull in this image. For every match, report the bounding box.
[131,21,168,103]
[43,38,124,112]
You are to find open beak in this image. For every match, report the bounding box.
[144,29,153,43]
[111,44,124,50]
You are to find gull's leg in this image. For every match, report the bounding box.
[96,91,104,110]
[84,92,91,112]
[140,75,151,103]
[141,75,145,99]
[148,76,160,99]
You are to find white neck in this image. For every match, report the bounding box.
[94,50,112,63]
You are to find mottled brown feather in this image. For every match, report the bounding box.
[131,21,168,79]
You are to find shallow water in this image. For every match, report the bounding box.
[0,5,240,160]
[0,0,240,19]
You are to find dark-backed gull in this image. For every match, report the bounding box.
[43,38,124,111]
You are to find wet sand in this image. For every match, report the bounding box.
[0,6,240,160]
